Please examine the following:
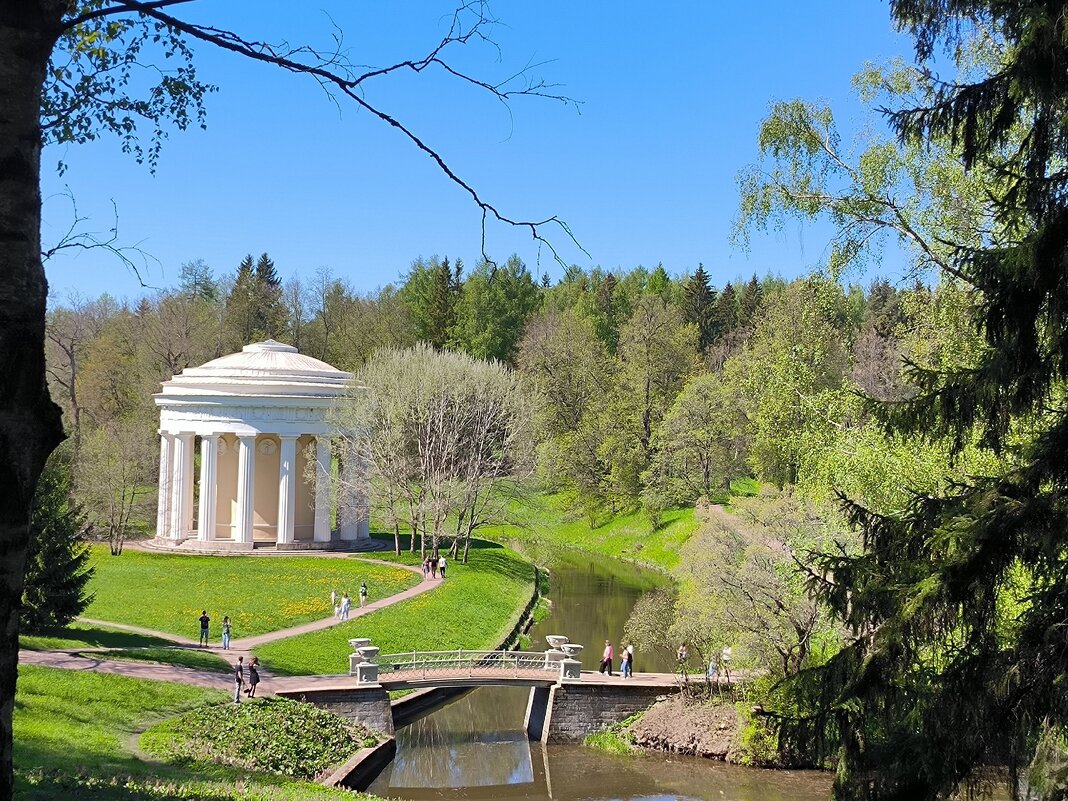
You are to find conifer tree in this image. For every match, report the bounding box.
[21,449,93,633]
[224,254,256,347]
[684,263,716,349]
[787,4,1068,799]
[738,275,762,326]
[252,252,285,339]
[427,256,453,350]
[714,282,739,338]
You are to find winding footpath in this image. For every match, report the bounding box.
[19,557,441,690]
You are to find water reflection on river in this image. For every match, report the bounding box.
[367,549,832,800]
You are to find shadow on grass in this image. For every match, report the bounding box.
[21,625,175,651]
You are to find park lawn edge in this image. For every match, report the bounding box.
[14,664,388,801]
[253,540,537,675]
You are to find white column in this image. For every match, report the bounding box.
[169,433,194,540]
[277,436,298,545]
[155,433,173,539]
[197,435,219,542]
[313,437,332,542]
[235,435,257,544]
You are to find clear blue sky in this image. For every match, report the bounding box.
[42,1,914,303]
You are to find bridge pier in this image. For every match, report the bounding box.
[524,682,671,743]
[524,686,552,741]
[277,686,395,736]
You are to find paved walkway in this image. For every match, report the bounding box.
[20,648,226,690]
[25,557,444,683]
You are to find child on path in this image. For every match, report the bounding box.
[599,640,614,675]
[233,656,244,703]
[246,657,260,697]
[198,610,210,647]
[438,555,447,579]
[222,616,231,650]
[359,582,368,607]
[340,592,351,621]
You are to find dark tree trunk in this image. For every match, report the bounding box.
[0,3,67,796]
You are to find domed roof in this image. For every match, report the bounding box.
[157,340,353,400]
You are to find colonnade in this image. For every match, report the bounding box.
[155,431,361,546]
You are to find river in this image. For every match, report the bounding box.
[367,548,832,800]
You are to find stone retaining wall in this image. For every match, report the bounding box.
[538,682,675,743]
[277,686,394,736]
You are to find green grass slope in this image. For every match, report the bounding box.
[14,665,382,800]
[255,541,536,675]
[84,547,419,639]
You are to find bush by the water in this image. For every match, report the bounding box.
[141,697,377,781]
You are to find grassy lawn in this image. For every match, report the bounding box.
[478,492,701,571]
[20,622,176,651]
[14,665,383,800]
[85,647,232,673]
[84,547,420,640]
[254,539,536,675]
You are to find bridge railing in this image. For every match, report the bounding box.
[376,649,559,679]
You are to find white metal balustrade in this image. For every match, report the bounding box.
[376,649,561,680]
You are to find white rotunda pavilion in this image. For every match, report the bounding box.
[153,340,369,551]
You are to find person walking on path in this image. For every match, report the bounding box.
[340,592,351,621]
[246,657,260,697]
[421,558,428,578]
[620,646,632,679]
[198,611,210,647]
[430,557,438,579]
[221,616,232,650]
[359,582,368,608]
[720,645,732,684]
[438,555,447,579]
[233,656,244,703]
[599,640,614,675]
[625,642,635,674]
[330,589,337,609]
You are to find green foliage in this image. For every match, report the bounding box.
[683,263,718,350]
[223,253,285,348]
[22,447,94,633]
[14,666,363,801]
[45,9,215,172]
[83,548,418,639]
[645,371,749,508]
[761,6,1068,799]
[254,540,535,674]
[141,697,377,780]
[583,728,635,755]
[734,705,780,767]
[450,256,541,364]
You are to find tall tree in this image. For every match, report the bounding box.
[451,256,541,364]
[779,5,1068,799]
[0,4,570,793]
[252,252,285,339]
[22,447,93,633]
[684,263,718,350]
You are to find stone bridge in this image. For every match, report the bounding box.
[273,640,681,743]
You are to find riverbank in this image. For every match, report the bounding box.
[14,538,540,799]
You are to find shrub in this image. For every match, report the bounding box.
[141,697,377,781]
